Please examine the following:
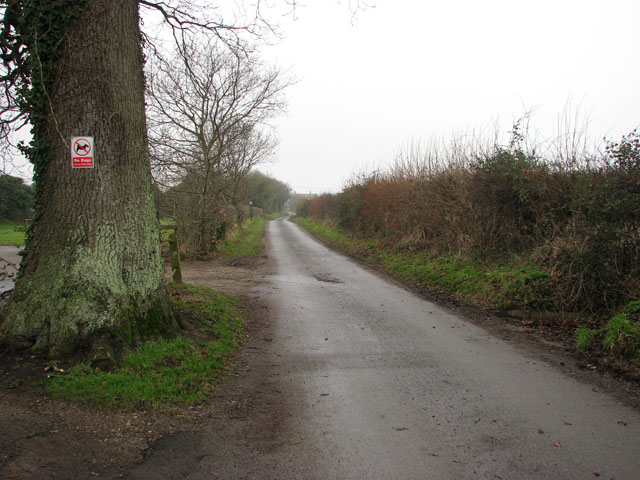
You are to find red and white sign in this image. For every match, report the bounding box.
[71,136,94,168]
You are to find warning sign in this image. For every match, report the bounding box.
[71,137,94,168]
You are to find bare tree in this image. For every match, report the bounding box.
[147,36,288,252]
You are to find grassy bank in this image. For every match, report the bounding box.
[46,283,244,409]
[216,213,286,258]
[217,216,268,258]
[292,217,553,311]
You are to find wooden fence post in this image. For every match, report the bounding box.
[161,223,182,284]
[169,230,182,284]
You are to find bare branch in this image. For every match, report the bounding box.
[146,33,289,251]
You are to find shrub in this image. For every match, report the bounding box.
[468,147,544,252]
[296,127,640,317]
[575,327,597,353]
[602,312,640,359]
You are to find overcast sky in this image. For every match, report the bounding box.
[5,1,639,193]
[260,0,640,193]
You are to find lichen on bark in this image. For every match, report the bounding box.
[0,0,176,359]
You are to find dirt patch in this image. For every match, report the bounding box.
[179,254,270,298]
[0,254,275,479]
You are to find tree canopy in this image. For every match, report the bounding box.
[0,173,32,222]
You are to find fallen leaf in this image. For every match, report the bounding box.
[393,427,408,431]
[593,472,600,477]
[553,441,562,447]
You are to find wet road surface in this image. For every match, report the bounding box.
[133,218,640,479]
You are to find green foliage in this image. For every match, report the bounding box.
[575,327,597,353]
[47,338,220,408]
[484,266,553,310]
[170,283,243,346]
[605,129,640,174]
[572,300,640,359]
[601,299,640,359]
[336,184,365,231]
[557,130,640,312]
[469,147,544,251]
[247,171,291,214]
[46,283,243,409]
[625,300,640,315]
[376,252,553,310]
[602,313,640,359]
[0,175,33,222]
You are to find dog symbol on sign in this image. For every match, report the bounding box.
[75,140,91,156]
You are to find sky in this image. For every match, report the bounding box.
[4,1,639,193]
[259,0,640,193]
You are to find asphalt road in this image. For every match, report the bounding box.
[246,217,640,479]
[126,217,640,480]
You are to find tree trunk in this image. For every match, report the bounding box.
[1,0,175,359]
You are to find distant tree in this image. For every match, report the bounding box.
[0,174,32,222]
[246,171,291,214]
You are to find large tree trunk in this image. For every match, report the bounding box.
[1,0,176,359]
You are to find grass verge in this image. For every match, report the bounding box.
[46,283,244,409]
[291,217,553,312]
[0,223,26,246]
[216,216,270,258]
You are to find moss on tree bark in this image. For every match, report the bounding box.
[1,0,176,359]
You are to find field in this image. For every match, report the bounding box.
[0,224,26,246]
